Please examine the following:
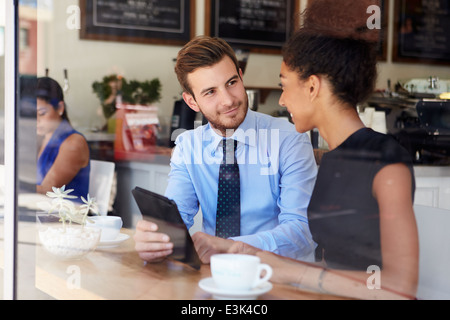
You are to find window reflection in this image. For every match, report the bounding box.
[0,0,448,301]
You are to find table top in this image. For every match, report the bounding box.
[35,228,346,300]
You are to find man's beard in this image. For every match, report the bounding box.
[201,104,248,136]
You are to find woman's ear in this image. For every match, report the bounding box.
[182,92,200,112]
[308,75,321,101]
[57,101,65,116]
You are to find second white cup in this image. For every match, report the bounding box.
[210,254,272,291]
[86,216,122,242]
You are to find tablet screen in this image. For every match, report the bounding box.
[131,186,201,270]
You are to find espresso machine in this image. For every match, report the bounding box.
[169,98,197,147]
[367,77,450,164]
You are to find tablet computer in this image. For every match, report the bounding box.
[131,186,201,270]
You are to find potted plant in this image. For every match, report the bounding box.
[37,186,102,260]
[92,74,162,120]
[93,74,163,152]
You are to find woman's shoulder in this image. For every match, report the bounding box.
[58,133,90,167]
[358,128,413,165]
[60,132,89,153]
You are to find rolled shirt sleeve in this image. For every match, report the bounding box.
[230,132,318,261]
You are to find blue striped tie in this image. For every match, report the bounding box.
[215,139,240,238]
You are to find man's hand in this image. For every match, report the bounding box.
[191,232,234,264]
[134,219,174,262]
[228,241,262,256]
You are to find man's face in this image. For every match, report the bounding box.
[183,56,248,136]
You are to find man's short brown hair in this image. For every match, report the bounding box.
[174,36,240,98]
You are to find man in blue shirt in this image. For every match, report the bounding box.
[134,36,317,263]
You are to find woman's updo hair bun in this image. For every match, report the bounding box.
[301,0,381,43]
[283,0,380,107]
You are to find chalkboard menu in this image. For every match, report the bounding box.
[205,0,298,53]
[80,0,195,46]
[393,0,450,65]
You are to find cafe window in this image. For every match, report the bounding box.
[1,0,450,301]
[0,0,4,300]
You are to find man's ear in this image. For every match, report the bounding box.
[182,92,200,112]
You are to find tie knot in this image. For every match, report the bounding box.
[222,139,237,164]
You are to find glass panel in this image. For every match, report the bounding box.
[15,0,181,300]
[0,0,5,300]
[6,0,450,301]
[16,0,47,299]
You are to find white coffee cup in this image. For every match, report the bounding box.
[210,254,272,291]
[86,216,122,242]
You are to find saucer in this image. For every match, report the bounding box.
[98,233,130,248]
[198,277,272,300]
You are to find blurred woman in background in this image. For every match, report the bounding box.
[36,77,90,199]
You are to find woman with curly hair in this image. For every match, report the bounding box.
[231,0,418,299]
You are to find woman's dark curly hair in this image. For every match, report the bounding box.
[283,0,379,107]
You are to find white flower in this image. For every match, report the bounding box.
[79,194,99,224]
[80,194,99,215]
[43,186,99,230]
[46,185,77,200]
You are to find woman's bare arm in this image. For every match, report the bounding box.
[37,133,90,194]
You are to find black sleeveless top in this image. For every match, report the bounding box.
[308,128,415,270]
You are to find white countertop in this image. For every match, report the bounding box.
[81,131,115,142]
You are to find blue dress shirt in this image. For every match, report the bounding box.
[165,110,318,261]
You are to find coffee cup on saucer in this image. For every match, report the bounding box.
[86,216,122,242]
[210,254,272,291]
